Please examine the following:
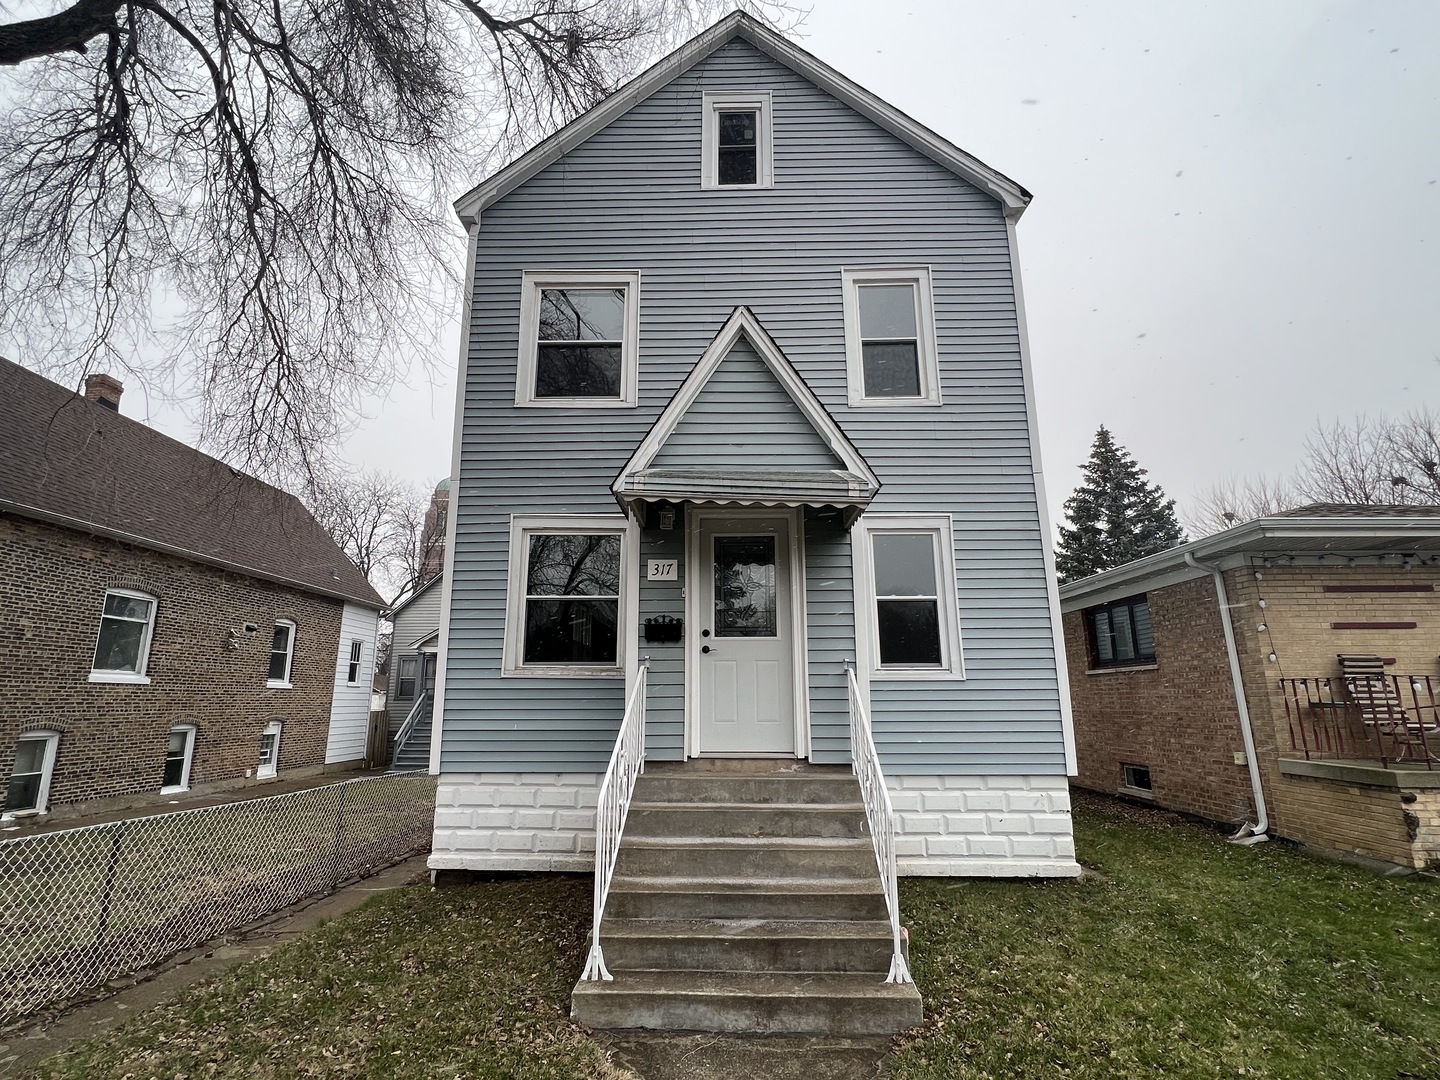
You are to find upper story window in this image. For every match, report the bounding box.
[842,267,941,407]
[701,91,773,189]
[4,730,60,817]
[90,589,157,684]
[268,619,296,688]
[854,515,964,680]
[502,516,631,677]
[1086,595,1156,669]
[346,640,363,685]
[515,270,640,408]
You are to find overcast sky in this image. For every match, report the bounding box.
[109,1,1440,531]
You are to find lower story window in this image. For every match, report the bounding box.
[163,725,197,792]
[4,731,60,816]
[503,516,630,675]
[396,656,417,700]
[258,721,282,779]
[1122,763,1153,792]
[1087,596,1155,668]
[857,515,964,679]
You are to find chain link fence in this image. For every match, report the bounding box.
[0,771,436,1025]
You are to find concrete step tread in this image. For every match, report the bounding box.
[572,970,919,1000]
[601,918,894,940]
[631,800,865,812]
[610,875,883,894]
[620,835,872,850]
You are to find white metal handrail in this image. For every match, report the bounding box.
[847,664,913,984]
[580,659,649,981]
[392,690,429,757]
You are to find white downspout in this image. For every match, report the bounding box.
[1183,552,1270,844]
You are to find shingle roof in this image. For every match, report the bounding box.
[1274,503,1440,519]
[0,359,383,608]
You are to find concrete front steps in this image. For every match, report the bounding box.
[570,761,922,1036]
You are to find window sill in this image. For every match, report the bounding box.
[871,668,965,682]
[1085,663,1159,676]
[501,666,625,679]
[846,396,944,409]
[160,785,189,796]
[1118,785,1156,800]
[89,671,151,685]
[266,680,293,690]
[699,182,775,192]
[514,397,636,409]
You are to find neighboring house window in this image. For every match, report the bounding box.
[503,516,632,676]
[268,620,296,687]
[396,656,417,700]
[515,270,641,408]
[90,589,157,683]
[162,725,197,793]
[854,515,964,679]
[257,721,282,779]
[1087,596,1156,668]
[701,91,773,189]
[347,640,363,685]
[3,731,60,817]
[841,267,941,407]
[1122,763,1153,793]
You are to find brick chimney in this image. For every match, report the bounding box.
[84,373,123,412]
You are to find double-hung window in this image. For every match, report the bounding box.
[258,721,282,779]
[4,731,60,817]
[162,725,196,793]
[503,516,632,676]
[701,91,773,189]
[90,589,156,683]
[515,270,640,407]
[346,640,363,685]
[396,656,417,700]
[1086,596,1155,668]
[842,267,941,407]
[855,515,964,679]
[268,620,296,687]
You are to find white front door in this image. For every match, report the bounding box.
[693,512,797,755]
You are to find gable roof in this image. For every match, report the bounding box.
[612,307,879,521]
[1058,506,1440,611]
[0,359,383,608]
[386,571,443,620]
[453,11,1030,227]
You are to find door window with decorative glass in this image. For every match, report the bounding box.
[713,536,777,637]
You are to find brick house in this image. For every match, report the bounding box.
[1059,505,1440,870]
[0,359,385,825]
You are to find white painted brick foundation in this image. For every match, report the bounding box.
[429,772,600,873]
[429,771,1080,878]
[891,775,1080,878]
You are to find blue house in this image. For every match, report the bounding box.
[426,13,1079,1033]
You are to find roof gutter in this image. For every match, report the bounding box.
[1183,551,1270,844]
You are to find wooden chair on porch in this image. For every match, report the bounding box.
[1337,654,1440,745]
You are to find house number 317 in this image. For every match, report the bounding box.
[647,559,678,581]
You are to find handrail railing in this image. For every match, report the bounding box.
[580,659,649,981]
[392,690,429,758]
[846,665,912,984]
[1280,675,1438,769]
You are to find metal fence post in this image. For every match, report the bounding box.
[329,783,350,891]
[94,821,128,944]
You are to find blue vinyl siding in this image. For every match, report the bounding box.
[442,38,1063,775]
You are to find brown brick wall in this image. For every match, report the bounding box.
[1065,575,1257,825]
[0,515,343,817]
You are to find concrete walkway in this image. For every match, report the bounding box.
[0,855,429,1077]
[599,1032,895,1079]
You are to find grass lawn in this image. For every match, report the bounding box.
[21,793,1440,1080]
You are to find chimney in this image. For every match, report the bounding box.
[84,373,123,412]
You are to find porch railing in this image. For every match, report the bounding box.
[1280,675,1439,769]
[580,659,649,982]
[846,665,912,984]
[392,690,429,758]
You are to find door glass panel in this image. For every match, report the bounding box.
[872,534,937,596]
[714,536,777,637]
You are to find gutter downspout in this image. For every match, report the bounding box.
[1184,552,1270,844]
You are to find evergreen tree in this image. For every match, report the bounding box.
[1056,426,1186,583]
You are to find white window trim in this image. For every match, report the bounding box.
[501,514,637,678]
[267,619,296,689]
[852,513,965,681]
[257,720,282,779]
[701,91,774,190]
[841,266,942,408]
[346,639,363,685]
[161,724,197,794]
[89,588,157,685]
[514,270,641,408]
[3,730,61,819]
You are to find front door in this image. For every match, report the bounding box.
[421,653,438,697]
[694,512,797,755]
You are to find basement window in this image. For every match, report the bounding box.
[1122,763,1153,793]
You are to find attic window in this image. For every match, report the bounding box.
[702,92,773,189]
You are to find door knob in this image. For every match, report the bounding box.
[701,645,712,654]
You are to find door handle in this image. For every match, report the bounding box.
[701,645,713,654]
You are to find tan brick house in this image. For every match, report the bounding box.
[0,359,385,825]
[1059,506,1440,870]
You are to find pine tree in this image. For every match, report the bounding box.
[1055,426,1186,583]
